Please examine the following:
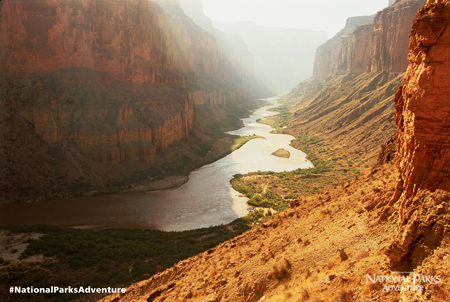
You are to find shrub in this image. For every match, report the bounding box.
[271,258,292,281]
[339,249,349,261]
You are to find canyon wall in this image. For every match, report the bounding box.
[0,0,265,201]
[369,0,427,73]
[97,2,450,301]
[394,0,450,197]
[1,0,249,82]
[286,0,427,166]
[176,0,255,80]
[312,15,375,80]
[311,0,425,81]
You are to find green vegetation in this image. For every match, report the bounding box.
[1,215,264,301]
[230,134,265,152]
[232,176,286,211]
[230,126,364,211]
[339,249,349,261]
[247,191,283,210]
[198,143,213,157]
[105,167,165,192]
[258,103,292,131]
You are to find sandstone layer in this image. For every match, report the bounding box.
[369,0,427,73]
[288,0,426,99]
[312,15,375,81]
[0,0,266,202]
[394,0,450,198]
[1,0,244,82]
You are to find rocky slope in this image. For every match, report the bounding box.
[0,0,267,202]
[100,2,450,301]
[285,0,427,168]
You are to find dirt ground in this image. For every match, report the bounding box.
[100,163,450,302]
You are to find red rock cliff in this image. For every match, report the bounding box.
[0,0,264,201]
[285,0,428,169]
[311,0,426,82]
[369,0,427,73]
[1,0,256,161]
[1,0,236,83]
[394,0,450,198]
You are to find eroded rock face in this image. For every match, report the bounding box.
[0,0,264,201]
[312,15,375,80]
[311,0,426,82]
[285,0,429,168]
[1,0,255,163]
[382,0,450,270]
[369,0,427,73]
[395,0,450,198]
[1,0,235,83]
[347,22,374,74]
[384,189,450,268]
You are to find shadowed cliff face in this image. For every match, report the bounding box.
[1,0,233,82]
[394,0,450,199]
[0,0,265,202]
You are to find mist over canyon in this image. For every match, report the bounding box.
[1,1,450,302]
[1,0,269,203]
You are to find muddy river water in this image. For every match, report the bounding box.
[0,97,313,231]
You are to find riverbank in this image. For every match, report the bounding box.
[0,209,269,302]
[123,175,189,193]
[229,97,367,212]
[0,97,313,301]
[120,134,265,194]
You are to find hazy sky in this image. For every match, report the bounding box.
[202,0,389,38]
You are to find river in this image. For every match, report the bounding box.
[0,97,313,231]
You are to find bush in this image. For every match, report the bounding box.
[5,221,254,298]
[339,249,349,261]
[271,260,291,281]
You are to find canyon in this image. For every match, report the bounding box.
[0,0,267,202]
[178,0,327,94]
[1,0,449,301]
[211,21,327,94]
[97,1,450,301]
[285,0,427,168]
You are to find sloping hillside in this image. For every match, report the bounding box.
[100,1,450,301]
